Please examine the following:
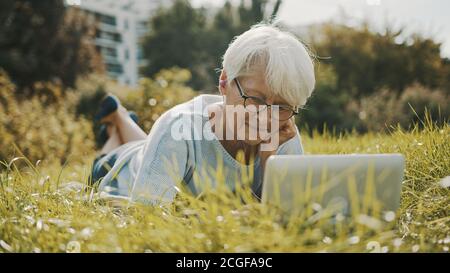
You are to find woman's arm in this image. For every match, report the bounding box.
[253,120,303,199]
[130,115,190,205]
[259,118,302,173]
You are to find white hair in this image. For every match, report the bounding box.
[222,23,316,107]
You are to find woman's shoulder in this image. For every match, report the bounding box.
[144,95,220,144]
[165,94,222,118]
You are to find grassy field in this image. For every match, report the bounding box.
[0,119,449,253]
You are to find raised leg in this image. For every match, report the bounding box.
[100,125,123,155]
[101,105,147,145]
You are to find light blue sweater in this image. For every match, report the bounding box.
[97,95,304,204]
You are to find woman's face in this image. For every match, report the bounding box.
[219,69,293,146]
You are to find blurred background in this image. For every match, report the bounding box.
[0,0,449,164]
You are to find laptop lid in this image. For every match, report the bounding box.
[261,154,405,216]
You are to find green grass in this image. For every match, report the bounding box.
[0,120,449,253]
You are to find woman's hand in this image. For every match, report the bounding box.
[276,118,297,147]
[259,118,297,166]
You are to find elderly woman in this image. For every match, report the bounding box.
[91,23,315,204]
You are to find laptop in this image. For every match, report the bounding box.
[261,154,405,217]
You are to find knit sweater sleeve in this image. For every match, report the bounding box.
[130,115,189,205]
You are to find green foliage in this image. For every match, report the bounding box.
[299,21,450,133]
[141,3,450,133]
[0,119,448,253]
[0,66,196,165]
[351,84,450,132]
[141,0,209,90]
[300,73,450,134]
[299,65,353,133]
[0,0,103,90]
[0,70,95,165]
[312,22,450,97]
[141,0,283,91]
[120,68,197,133]
[72,68,196,147]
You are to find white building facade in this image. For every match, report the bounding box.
[65,0,165,86]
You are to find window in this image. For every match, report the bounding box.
[137,47,144,60]
[107,63,123,74]
[100,14,116,26]
[97,31,121,42]
[104,47,117,57]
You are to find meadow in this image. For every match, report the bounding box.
[0,117,448,253]
[1,0,449,254]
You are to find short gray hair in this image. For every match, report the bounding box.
[222,23,315,107]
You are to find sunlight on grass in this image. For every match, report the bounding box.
[0,119,449,253]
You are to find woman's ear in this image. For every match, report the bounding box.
[219,70,228,95]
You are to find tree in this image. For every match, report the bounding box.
[298,20,450,134]
[236,0,282,32]
[141,0,208,90]
[0,0,103,91]
[204,0,283,88]
[312,22,450,97]
[141,0,284,91]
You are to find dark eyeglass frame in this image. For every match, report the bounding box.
[234,78,299,121]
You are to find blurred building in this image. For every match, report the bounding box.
[65,0,166,86]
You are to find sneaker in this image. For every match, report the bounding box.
[94,94,120,122]
[96,111,140,148]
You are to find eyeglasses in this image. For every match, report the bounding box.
[234,78,299,121]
